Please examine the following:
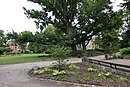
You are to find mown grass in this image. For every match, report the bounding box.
[0,54,49,65]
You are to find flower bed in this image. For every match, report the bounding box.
[28,62,130,87]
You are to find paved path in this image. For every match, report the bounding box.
[87,55,105,60]
[88,55,130,71]
[88,55,130,66]
[0,58,85,87]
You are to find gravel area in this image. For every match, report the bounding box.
[0,58,85,87]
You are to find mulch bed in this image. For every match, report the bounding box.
[28,62,130,87]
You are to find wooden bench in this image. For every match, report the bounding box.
[82,58,130,72]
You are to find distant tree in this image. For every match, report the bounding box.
[121,29,130,48]
[28,42,47,53]
[6,30,18,40]
[95,29,120,58]
[0,30,7,46]
[120,0,130,48]
[17,31,34,45]
[121,0,130,11]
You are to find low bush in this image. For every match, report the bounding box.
[112,52,123,59]
[28,42,49,53]
[50,46,71,70]
[120,47,130,54]
[0,47,11,55]
[77,50,104,57]
[77,50,87,57]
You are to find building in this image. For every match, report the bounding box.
[77,37,96,50]
[7,40,29,52]
[7,40,20,52]
[9,43,20,52]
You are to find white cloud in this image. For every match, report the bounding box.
[111,0,124,11]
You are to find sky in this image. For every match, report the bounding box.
[0,0,41,33]
[0,0,124,33]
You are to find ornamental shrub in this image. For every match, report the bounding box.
[0,47,11,55]
[120,47,130,54]
[50,46,71,70]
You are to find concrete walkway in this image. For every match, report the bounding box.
[88,55,130,71]
[88,55,130,66]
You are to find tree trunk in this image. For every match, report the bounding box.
[71,44,78,57]
[82,41,86,50]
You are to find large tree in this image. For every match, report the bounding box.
[24,0,122,56]
[120,0,130,48]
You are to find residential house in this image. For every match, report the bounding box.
[7,40,29,52]
[7,40,20,52]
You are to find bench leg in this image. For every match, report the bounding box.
[114,65,117,69]
[98,61,101,65]
[110,64,113,68]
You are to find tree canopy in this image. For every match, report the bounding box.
[24,0,123,56]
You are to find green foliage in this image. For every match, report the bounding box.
[0,30,6,46]
[69,64,80,69]
[98,72,103,77]
[33,67,68,76]
[120,0,130,48]
[52,70,68,76]
[119,77,129,82]
[120,47,130,54]
[6,30,18,40]
[33,67,52,74]
[44,68,52,73]
[50,46,71,67]
[112,52,122,59]
[97,72,112,79]
[77,50,104,57]
[87,67,95,72]
[30,62,130,86]
[34,70,44,74]
[105,72,112,77]
[121,30,130,48]
[95,29,120,55]
[24,0,122,57]
[77,50,87,57]
[0,54,43,64]
[0,47,11,55]
[28,42,47,53]
[17,31,34,44]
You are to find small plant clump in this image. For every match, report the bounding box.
[87,67,95,72]
[49,46,71,70]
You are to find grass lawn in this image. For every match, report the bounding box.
[0,54,49,65]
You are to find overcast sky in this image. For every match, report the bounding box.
[0,0,124,33]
